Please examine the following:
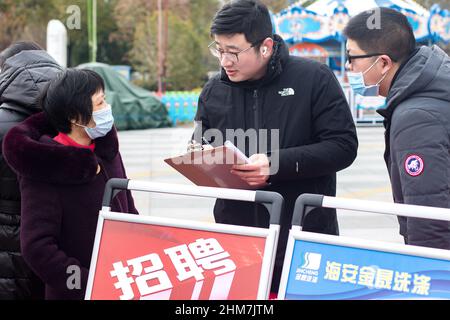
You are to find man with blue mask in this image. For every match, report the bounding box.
[344,8,450,250]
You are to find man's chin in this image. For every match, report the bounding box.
[228,73,247,83]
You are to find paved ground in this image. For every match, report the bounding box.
[117,124,404,244]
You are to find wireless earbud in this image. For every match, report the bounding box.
[263,47,268,55]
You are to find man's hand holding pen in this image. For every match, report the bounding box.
[231,154,270,188]
[186,138,270,188]
[186,137,214,152]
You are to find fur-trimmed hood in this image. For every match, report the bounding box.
[3,112,119,185]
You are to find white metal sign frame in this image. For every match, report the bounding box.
[85,179,284,300]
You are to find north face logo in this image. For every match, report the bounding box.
[278,88,295,97]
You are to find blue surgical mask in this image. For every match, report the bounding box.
[347,57,387,97]
[75,105,114,139]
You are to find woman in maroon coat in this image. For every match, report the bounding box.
[2,69,138,300]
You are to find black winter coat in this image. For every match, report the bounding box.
[378,45,450,249]
[195,35,358,292]
[0,50,63,299]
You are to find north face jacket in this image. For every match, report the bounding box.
[195,34,358,292]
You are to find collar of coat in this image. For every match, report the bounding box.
[377,48,420,122]
[3,112,119,185]
[219,34,289,89]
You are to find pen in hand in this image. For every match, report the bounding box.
[186,137,213,152]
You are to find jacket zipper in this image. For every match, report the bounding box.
[253,89,259,152]
[253,89,259,218]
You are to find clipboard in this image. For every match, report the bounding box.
[164,141,255,189]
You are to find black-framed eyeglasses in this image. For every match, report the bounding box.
[208,40,264,63]
[346,52,385,64]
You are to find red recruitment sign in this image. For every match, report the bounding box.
[88,218,268,300]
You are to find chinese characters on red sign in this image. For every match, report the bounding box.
[89,220,267,300]
[110,238,237,300]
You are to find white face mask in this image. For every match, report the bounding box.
[74,104,114,139]
[347,57,388,97]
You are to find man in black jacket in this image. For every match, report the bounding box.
[0,41,63,299]
[194,0,358,295]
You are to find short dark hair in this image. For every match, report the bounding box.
[0,41,43,69]
[210,0,273,49]
[41,69,105,134]
[343,7,416,63]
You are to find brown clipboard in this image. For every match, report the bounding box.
[164,145,256,189]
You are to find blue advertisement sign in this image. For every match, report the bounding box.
[284,239,450,300]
